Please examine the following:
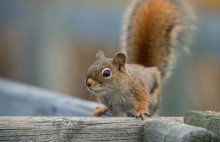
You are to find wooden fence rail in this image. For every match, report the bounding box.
[185,111,220,137]
[0,117,219,142]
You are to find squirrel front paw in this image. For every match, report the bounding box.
[93,105,108,117]
[130,111,152,120]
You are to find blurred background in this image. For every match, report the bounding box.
[0,0,219,116]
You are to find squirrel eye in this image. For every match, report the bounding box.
[102,68,111,78]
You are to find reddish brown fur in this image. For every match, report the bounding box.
[125,0,181,79]
[128,64,161,115]
[87,0,195,118]
[149,70,161,114]
[130,75,149,116]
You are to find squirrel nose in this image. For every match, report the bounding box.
[86,78,93,87]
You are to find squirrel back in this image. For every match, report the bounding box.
[122,0,196,80]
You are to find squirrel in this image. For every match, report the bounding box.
[85,0,195,119]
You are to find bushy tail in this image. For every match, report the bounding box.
[122,0,196,80]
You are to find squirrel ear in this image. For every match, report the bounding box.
[96,50,105,60]
[113,52,126,67]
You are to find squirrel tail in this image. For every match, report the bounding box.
[122,0,196,80]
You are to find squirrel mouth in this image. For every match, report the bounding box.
[87,87,105,94]
[92,89,106,94]
[94,90,105,93]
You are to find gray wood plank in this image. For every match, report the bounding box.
[144,119,219,142]
[184,111,220,136]
[0,117,218,142]
[0,117,183,142]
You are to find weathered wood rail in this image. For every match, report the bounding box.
[185,111,220,137]
[0,117,219,142]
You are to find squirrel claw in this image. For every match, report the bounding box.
[130,111,152,120]
[144,112,152,117]
[131,111,145,120]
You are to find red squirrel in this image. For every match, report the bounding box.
[85,0,196,119]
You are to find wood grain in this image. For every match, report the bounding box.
[0,117,218,142]
[0,117,146,142]
[184,111,220,137]
[144,119,219,142]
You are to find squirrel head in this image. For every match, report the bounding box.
[85,50,128,95]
